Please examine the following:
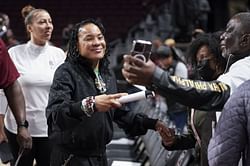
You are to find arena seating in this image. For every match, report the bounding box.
[107,97,194,166]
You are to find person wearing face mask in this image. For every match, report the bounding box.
[46,19,169,166]
[122,12,250,115]
[190,32,226,81]
[196,59,215,81]
[122,12,250,165]
[3,5,66,166]
[159,33,226,166]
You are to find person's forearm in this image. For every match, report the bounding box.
[4,80,26,124]
[0,114,8,143]
[0,114,4,131]
[152,67,230,111]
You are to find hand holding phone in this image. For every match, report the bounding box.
[131,40,152,62]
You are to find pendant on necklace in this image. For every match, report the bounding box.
[95,74,106,93]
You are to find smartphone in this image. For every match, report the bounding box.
[131,40,152,62]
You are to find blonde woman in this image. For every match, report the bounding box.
[4,5,65,166]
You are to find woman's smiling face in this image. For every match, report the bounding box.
[77,23,106,63]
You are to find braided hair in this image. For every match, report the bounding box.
[66,19,110,75]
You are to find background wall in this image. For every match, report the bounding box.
[1,0,165,46]
[3,0,248,47]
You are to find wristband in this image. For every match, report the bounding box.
[81,96,95,117]
[17,120,29,128]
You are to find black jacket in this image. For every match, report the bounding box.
[151,67,230,111]
[46,58,157,157]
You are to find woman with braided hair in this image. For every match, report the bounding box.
[46,19,169,166]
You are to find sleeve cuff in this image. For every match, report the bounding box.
[142,117,158,130]
[70,101,84,117]
[152,66,164,85]
[162,141,175,150]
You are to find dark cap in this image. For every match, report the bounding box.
[155,45,172,58]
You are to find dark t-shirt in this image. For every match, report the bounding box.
[0,39,19,89]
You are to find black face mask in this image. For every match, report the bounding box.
[196,59,215,81]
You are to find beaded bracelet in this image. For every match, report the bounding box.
[81,96,95,117]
